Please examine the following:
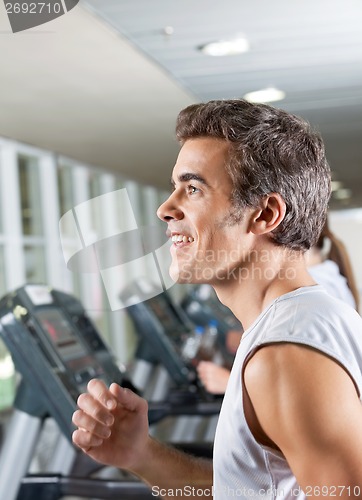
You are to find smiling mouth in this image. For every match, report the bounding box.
[171,233,195,245]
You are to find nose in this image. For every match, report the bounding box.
[157,192,184,222]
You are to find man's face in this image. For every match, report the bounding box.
[157,137,253,285]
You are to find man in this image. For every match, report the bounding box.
[72,100,362,499]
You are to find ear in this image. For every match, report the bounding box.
[250,193,286,236]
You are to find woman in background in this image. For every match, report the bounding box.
[307,218,359,311]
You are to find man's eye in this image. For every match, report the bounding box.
[187,185,199,194]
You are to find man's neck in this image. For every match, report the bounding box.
[213,247,316,330]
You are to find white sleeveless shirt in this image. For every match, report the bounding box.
[213,286,362,499]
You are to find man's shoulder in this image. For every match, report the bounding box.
[250,285,362,400]
[275,285,358,322]
[243,285,361,363]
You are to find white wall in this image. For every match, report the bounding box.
[329,209,362,304]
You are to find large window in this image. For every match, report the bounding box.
[57,164,74,219]
[0,246,5,298]
[0,339,15,411]
[18,155,47,286]
[24,245,47,284]
[18,155,43,237]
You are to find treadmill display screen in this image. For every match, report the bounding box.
[147,294,188,342]
[36,308,87,359]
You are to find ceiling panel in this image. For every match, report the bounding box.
[83,0,362,209]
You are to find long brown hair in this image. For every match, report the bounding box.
[317,219,359,311]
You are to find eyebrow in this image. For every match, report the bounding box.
[170,172,210,188]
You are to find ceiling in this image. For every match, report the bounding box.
[0,0,362,209]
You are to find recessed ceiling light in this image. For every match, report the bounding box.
[243,87,286,103]
[199,36,249,57]
[163,26,174,36]
[331,180,343,191]
[333,188,352,200]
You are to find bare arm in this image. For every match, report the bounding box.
[72,380,213,498]
[244,344,362,499]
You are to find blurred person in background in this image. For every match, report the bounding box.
[307,218,359,311]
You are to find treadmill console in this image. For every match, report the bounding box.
[0,284,125,438]
[121,281,199,388]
